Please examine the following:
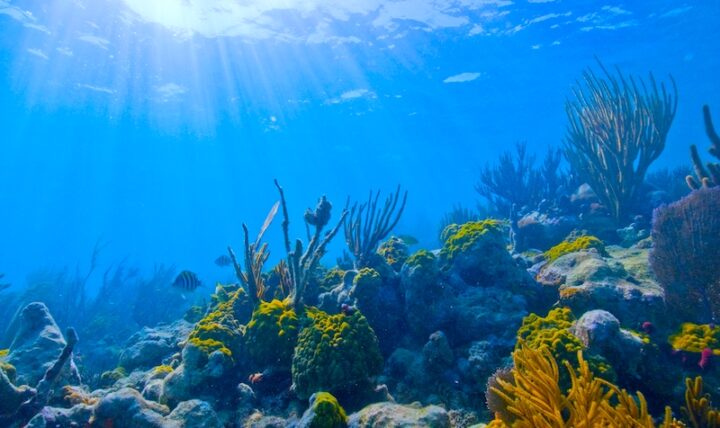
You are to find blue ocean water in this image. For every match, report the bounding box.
[0,1,718,293]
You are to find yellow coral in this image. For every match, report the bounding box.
[544,235,606,263]
[188,338,232,357]
[670,323,720,355]
[153,365,174,375]
[683,376,720,428]
[489,343,685,427]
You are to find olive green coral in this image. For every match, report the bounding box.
[377,236,409,271]
[440,220,506,263]
[405,249,436,272]
[245,298,299,369]
[516,308,614,384]
[517,307,583,360]
[300,392,348,428]
[669,323,720,355]
[292,308,383,400]
[544,235,607,263]
[187,288,248,360]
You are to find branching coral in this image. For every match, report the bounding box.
[683,376,720,427]
[475,142,543,217]
[564,61,677,222]
[488,343,682,428]
[228,201,280,306]
[275,180,348,311]
[650,186,720,323]
[344,186,407,268]
[687,105,720,189]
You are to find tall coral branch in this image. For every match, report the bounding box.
[564,61,677,222]
[687,105,720,189]
[344,185,407,268]
[274,180,347,311]
[228,201,279,306]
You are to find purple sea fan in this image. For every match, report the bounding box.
[649,187,720,323]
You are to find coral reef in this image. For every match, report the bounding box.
[536,245,665,326]
[650,186,720,323]
[564,62,677,222]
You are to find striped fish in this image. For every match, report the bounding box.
[172,270,202,291]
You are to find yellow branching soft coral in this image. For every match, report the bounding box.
[683,376,720,428]
[489,343,687,428]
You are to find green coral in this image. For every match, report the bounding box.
[517,308,583,359]
[669,323,720,355]
[440,220,506,263]
[353,268,382,292]
[544,235,607,263]
[303,392,348,428]
[187,288,248,360]
[377,237,409,271]
[516,308,615,384]
[405,249,436,271]
[292,308,383,399]
[320,268,345,293]
[245,298,300,369]
[100,367,127,387]
[152,365,174,375]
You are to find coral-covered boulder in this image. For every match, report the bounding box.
[449,286,528,346]
[160,341,235,408]
[92,387,170,428]
[347,402,450,428]
[119,320,193,371]
[297,392,348,428]
[401,250,450,340]
[245,298,299,370]
[440,220,526,287]
[6,302,75,386]
[292,308,383,400]
[571,310,644,380]
[166,399,222,428]
[348,268,404,354]
[536,247,664,326]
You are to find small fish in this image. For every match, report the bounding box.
[248,372,264,384]
[214,255,232,267]
[172,271,202,292]
[397,234,419,246]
